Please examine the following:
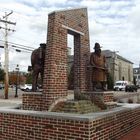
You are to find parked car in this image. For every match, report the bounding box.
[113,81,128,91]
[125,84,137,92]
[20,84,32,92]
[0,84,4,89]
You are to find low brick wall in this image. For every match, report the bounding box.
[84,91,114,103]
[0,104,140,139]
[22,92,69,111]
[92,91,114,102]
[22,93,46,111]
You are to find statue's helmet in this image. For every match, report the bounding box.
[40,43,46,46]
[40,43,46,49]
[94,42,102,50]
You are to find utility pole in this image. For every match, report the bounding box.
[0,11,16,99]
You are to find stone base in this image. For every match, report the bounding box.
[72,91,114,110]
[76,91,114,110]
[88,91,114,103]
[51,100,101,114]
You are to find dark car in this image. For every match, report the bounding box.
[125,84,137,92]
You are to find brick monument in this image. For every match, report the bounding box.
[23,7,90,110]
[1,8,140,140]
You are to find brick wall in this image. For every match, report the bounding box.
[0,105,140,139]
[22,93,46,111]
[89,107,140,140]
[92,91,114,102]
[0,110,90,140]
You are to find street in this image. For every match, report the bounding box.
[0,88,140,107]
[113,89,140,103]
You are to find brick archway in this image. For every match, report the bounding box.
[43,8,90,109]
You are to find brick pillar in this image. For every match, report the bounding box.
[43,8,90,109]
[43,12,68,109]
[74,34,81,93]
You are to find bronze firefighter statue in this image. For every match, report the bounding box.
[90,42,108,91]
[31,43,46,91]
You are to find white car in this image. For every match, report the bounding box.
[20,84,32,92]
[113,81,128,91]
[0,84,4,89]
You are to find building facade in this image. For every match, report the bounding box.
[133,67,140,86]
[103,50,133,83]
[68,50,134,85]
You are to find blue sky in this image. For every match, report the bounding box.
[0,0,140,72]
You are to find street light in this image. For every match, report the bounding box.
[15,64,19,98]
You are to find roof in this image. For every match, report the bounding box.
[102,50,133,64]
[68,50,133,64]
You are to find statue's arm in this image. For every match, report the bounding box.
[90,53,99,69]
[90,53,95,66]
[31,51,35,68]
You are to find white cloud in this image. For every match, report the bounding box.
[128,3,140,34]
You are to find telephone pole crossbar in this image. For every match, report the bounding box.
[0,26,15,32]
[0,19,16,25]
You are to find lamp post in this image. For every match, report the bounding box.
[15,64,19,98]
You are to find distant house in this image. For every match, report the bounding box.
[133,67,140,86]
[9,71,27,85]
[102,50,133,83]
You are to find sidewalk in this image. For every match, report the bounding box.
[0,97,22,107]
[0,98,22,107]
[0,89,22,107]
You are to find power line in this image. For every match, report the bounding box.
[11,45,34,52]
[9,36,38,46]
[0,44,34,52]
[9,46,33,53]
[0,39,36,49]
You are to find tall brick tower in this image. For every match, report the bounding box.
[43,8,90,109]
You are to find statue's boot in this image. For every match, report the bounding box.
[93,82,97,91]
[101,82,107,91]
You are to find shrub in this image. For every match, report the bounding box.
[128,99,133,104]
